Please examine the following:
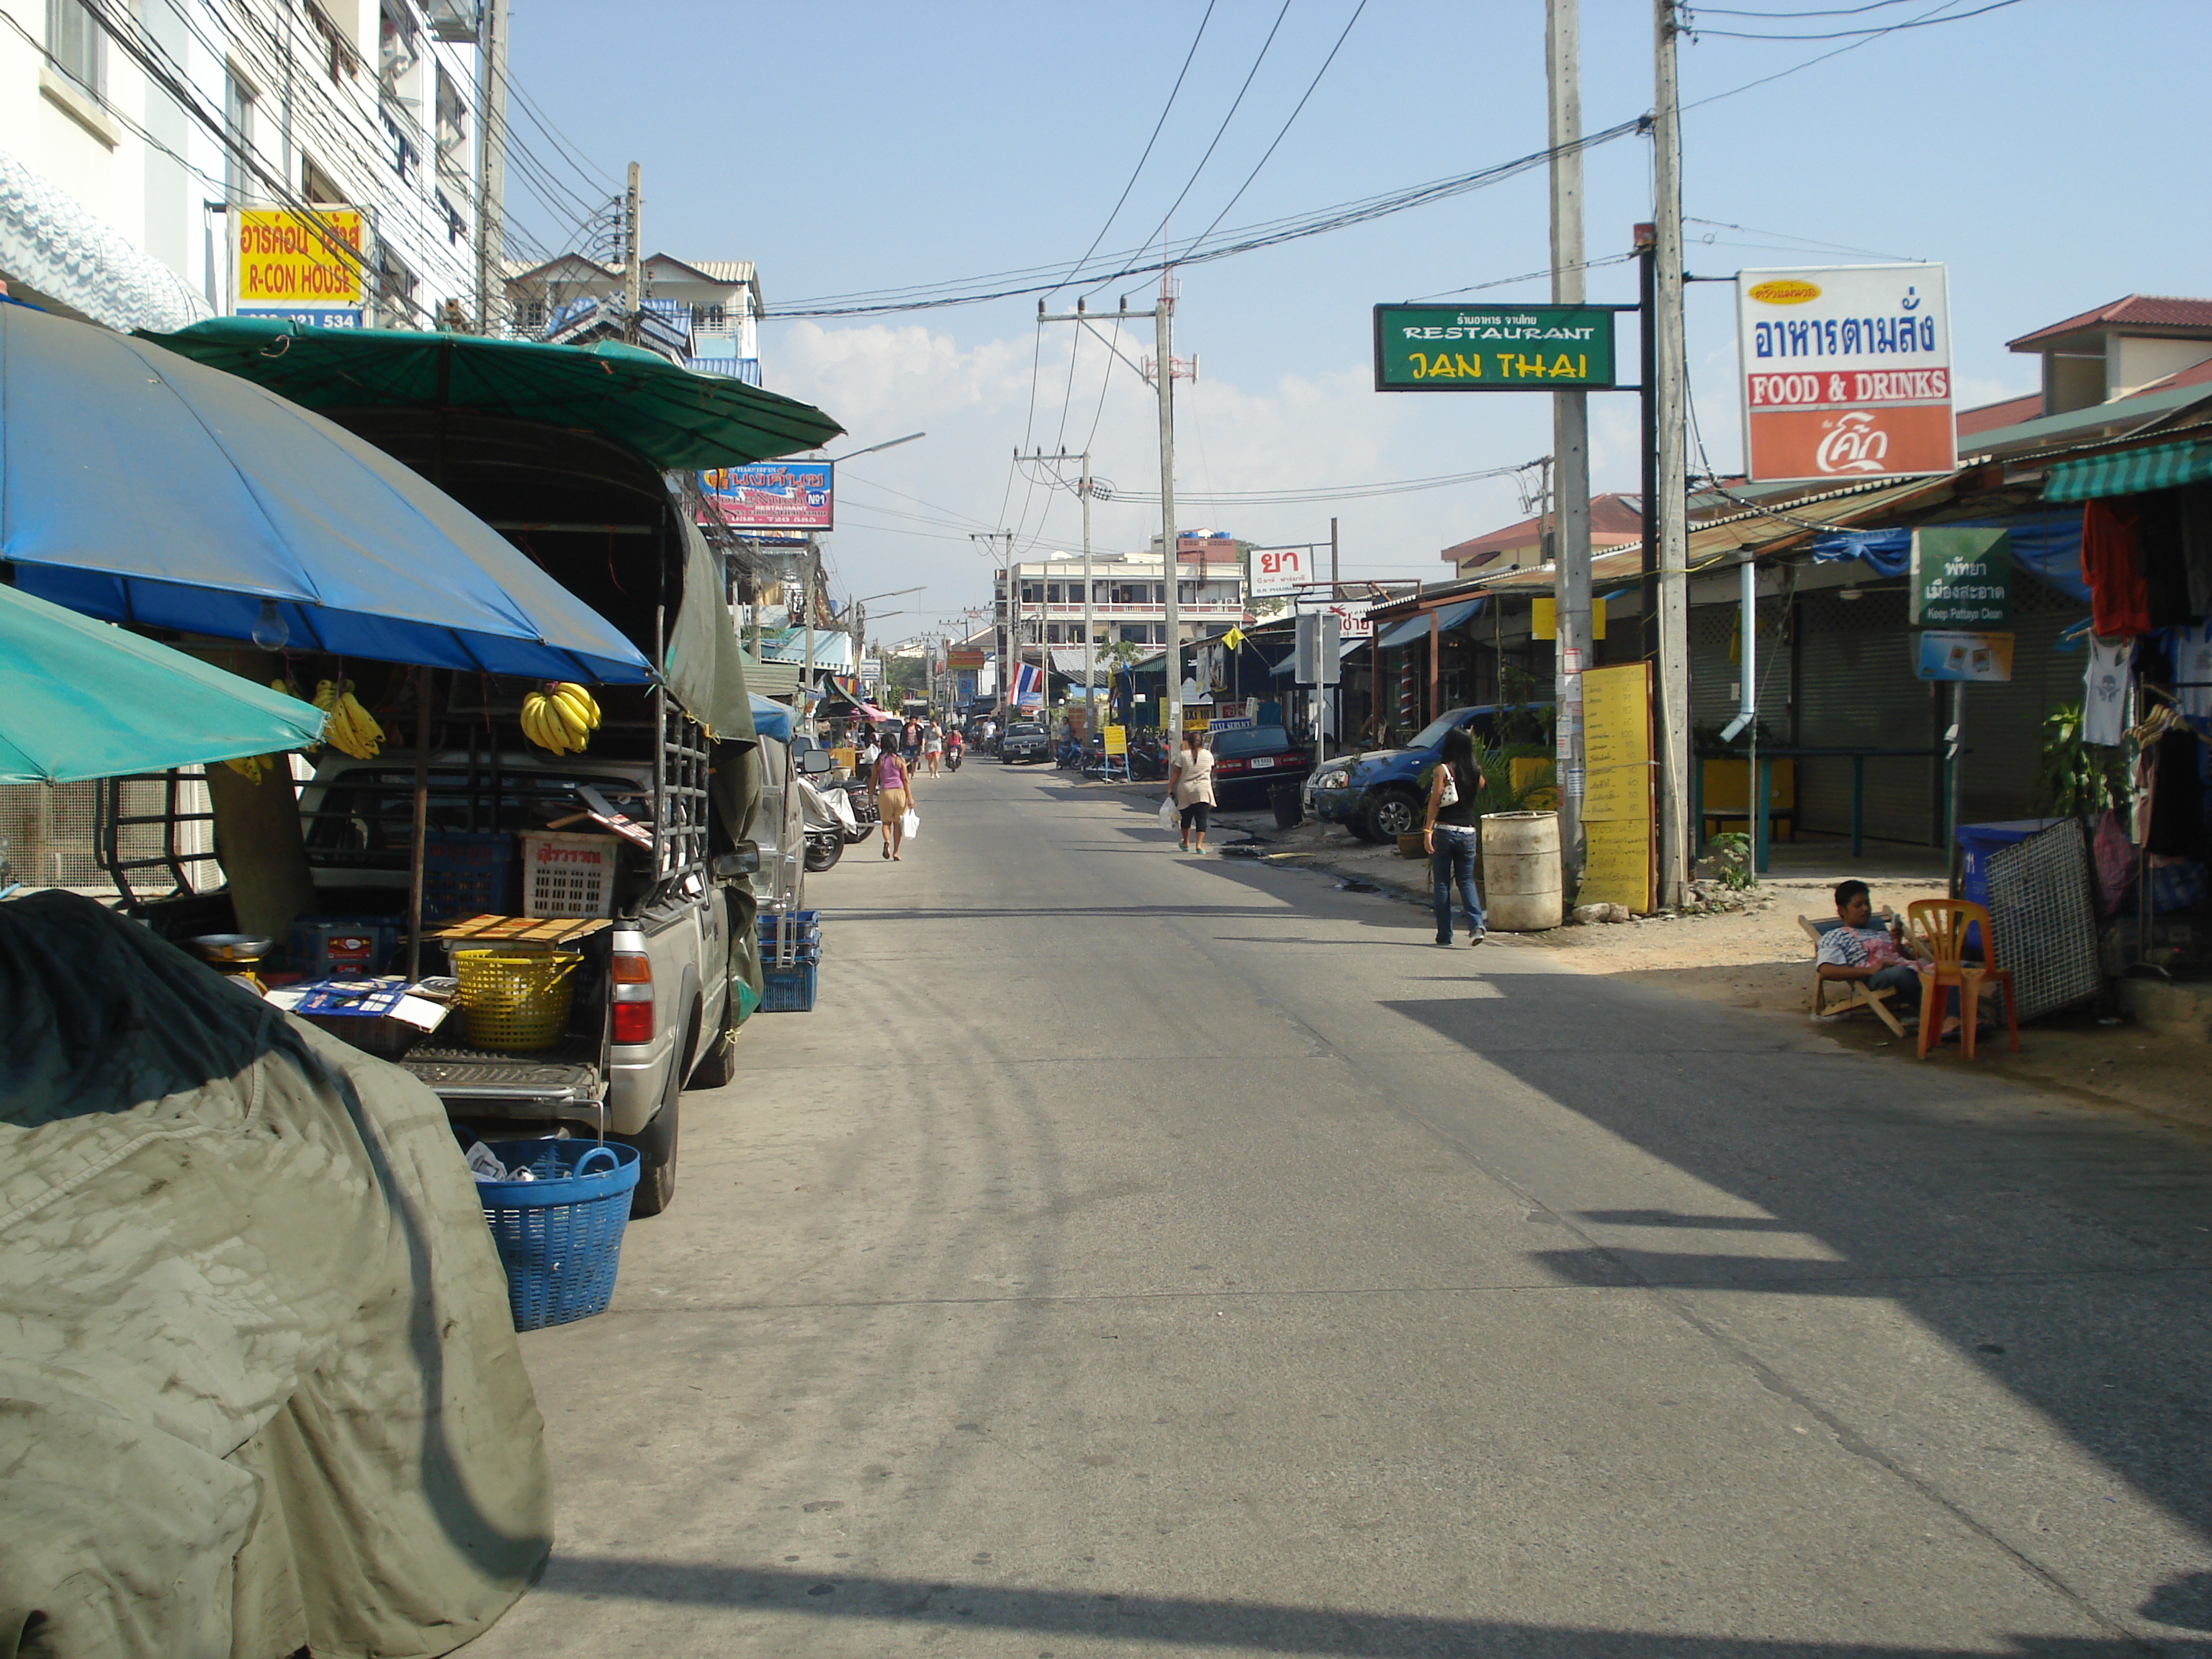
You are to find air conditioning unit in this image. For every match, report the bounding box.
[426,0,480,42]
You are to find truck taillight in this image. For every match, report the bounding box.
[611,951,653,1044]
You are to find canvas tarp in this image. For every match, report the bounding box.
[0,892,550,1659]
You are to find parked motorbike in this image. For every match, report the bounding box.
[798,774,862,871]
[820,775,880,843]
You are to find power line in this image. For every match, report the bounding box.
[1685,0,2023,37]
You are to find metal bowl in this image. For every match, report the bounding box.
[190,933,277,963]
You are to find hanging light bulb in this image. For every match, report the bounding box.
[251,599,290,651]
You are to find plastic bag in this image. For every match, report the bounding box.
[900,809,920,840]
[1158,795,1178,831]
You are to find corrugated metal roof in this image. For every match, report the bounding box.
[739,649,799,696]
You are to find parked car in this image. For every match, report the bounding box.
[999,721,1050,763]
[1306,705,1545,842]
[1206,725,1311,809]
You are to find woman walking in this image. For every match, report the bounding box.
[1164,729,1216,855]
[922,719,945,778]
[873,741,913,860]
[1422,726,1487,945]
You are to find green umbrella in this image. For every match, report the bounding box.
[0,583,327,784]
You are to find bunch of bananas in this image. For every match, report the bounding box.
[521,682,601,755]
[313,679,385,760]
[222,753,273,783]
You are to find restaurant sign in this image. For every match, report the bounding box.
[1374,305,1617,391]
[1910,526,2010,626]
[1736,264,1955,482]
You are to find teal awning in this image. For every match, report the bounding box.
[2042,441,2212,503]
[1376,598,1482,649]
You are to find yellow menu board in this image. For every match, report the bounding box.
[1579,662,1653,912]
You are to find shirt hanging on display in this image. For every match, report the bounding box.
[2083,637,2134,747]
[2172,621,2212,727]
[2080,500,2151,638]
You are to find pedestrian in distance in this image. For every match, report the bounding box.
[902,719,922,768]
[873,742,912,861]
[922,719,944,778]
[1421,726,1487,945]
[1165,729,1216,855]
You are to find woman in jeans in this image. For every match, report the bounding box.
[1422,725,1486,945]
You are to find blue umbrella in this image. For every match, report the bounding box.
[0,581,327,784]
[0,303,651,684]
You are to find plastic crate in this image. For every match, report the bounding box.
[521,831,619,919]
[759,961,818,1012]
[424,832,516,922]
[475,1140,641,1330]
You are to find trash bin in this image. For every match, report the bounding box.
[1269,781,1303,830]
[1956,819,2066,907]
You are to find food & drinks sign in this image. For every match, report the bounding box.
[1374,305,1617,391]
[1736,264,1954,482]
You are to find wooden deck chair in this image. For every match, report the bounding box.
[1799,912,1907,1038]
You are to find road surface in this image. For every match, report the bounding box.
[467,760,2212,1658]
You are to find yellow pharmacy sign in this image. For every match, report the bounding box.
[235,209,366,305]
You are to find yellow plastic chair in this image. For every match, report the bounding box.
[1907,899,2020,1061]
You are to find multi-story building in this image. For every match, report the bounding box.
[994,532,1249,652]
[503,252,762,379]
[2,0,490,336]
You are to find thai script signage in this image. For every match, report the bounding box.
[947,647,986,670]
[1251,545,1308,597]
[1373,305,1617,391]
[1910,526,2010,626]
[1736,264,1954,482]
[699,462,834,531]
[1580,662,1654,912]
[1292,590,1374,638]
[235,208,364,315]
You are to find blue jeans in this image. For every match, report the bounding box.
[1430,824,1485,940]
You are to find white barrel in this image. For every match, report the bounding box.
[1480,811,1563,931]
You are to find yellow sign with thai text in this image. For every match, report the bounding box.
[1578,661,1653,912]
[235,209,365,305]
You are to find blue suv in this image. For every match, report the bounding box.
[1306,705,1543,842]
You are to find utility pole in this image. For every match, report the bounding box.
[1328,516,1339,756]
[1548,0,1591,896]
[1040,281,1192,740]
[471,0,508,333]
[1081,451,1097,734]
[621,161,642,342]
[974,529,1014,714]
[800,537,817,742]
[1653,0,1692,908]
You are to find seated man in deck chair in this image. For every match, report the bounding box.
[1814,878,1927,1025]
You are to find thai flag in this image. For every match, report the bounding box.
[1012,661,1044,707]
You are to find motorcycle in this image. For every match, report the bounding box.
[798,773,862,871]
[819,775,880,844]
[945,742,963,773]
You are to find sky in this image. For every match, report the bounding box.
[506,0,2212,647]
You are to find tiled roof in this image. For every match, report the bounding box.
[2008,295,2212,351]
[1439,492,1646,565]
[1956,392,2041,439]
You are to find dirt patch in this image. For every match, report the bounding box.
[1245,816,2212,1138]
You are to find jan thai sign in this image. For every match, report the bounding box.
[1373,305,1617,391]
[698,462,834,531]
[1910,527,2010,626]
[1736,264,1954,483]
[235,209,364,320]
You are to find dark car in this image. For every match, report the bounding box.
[1205,725,1311,808]
[999,721,1050,763]
[1305,703,1549,842]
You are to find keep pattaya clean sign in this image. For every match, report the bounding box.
[1373,305,1617,391]
[1910,527,2010,626]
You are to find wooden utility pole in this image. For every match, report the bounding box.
[1653,0,1693,907]
[1549,0,1591,896]
[471,0,508,333]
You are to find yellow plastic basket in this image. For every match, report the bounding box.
[452,949,583,1051]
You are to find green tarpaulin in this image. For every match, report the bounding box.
[2042,440,2212,502]
[139,318,843,472]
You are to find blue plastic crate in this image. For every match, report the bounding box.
[424,831,516,922]
[759,960,818,1012]
[475,1139,641,1330]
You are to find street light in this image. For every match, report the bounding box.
[821,431,926,464]
[848,585,925,675]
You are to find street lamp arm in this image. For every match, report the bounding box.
[822,431,927,463]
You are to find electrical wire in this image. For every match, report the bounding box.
[1681,0,2008,110]
[1686,0,2023,37]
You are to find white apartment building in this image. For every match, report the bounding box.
[1,0,487,335]
[504,251,762,379]
[995,535,1249,650]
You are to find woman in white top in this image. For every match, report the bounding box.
[1164,730,1217,855]
[922,720,945,778]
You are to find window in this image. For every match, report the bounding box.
[302,154,344,206]
[46,0,102,96]
[379,4,418,96]
[224,71,256,206]
[1020,583,1044,604]
[435,67,468,183]
[695,301,727,333]
[374,245,418,328]
[514,297,546,330]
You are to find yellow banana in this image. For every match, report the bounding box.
[338,690,384,755]
[553,683,601,730]
[549,692,590,750]
[521,691,568,755]
[222,755,266,784]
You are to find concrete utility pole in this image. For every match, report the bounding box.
[1548,0,1591,895]
[974,529,1014,714]
[800,538,817,740]
[1653,0,1693,907]
[1081,451,1097,730]
[1040,282,1192,739]
[471,0,508,333]
[621,161,642,341]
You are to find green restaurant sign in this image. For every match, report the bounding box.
[1910,526,2011,626]
[1373,304,1619,392]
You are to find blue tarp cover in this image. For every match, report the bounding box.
[1807,511,2090,605]
[749,694,793,742]
[1376,598,1483,649]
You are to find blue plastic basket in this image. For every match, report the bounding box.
[476,1139,642,1330]
[760,961,818,1012]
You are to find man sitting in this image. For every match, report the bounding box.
[1815,878,1925,1013]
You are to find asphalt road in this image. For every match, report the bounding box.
[467,759,2212,1659]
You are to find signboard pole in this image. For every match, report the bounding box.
[1549,0,1590,896]
[1653,0,1692,909]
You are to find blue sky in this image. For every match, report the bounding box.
[509,1,2210,639]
